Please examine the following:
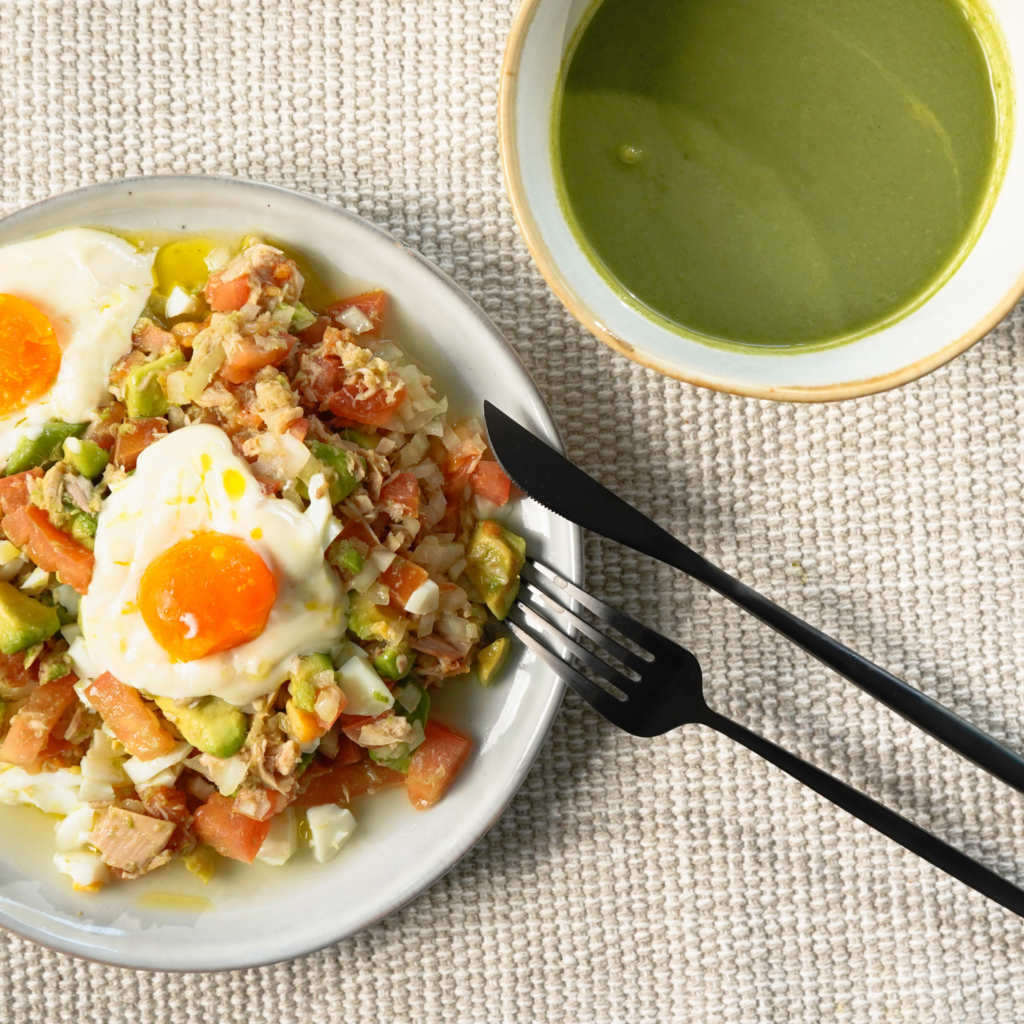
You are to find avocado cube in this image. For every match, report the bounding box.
[0,581,61,654]
[341,428,380,450]
[373,643,412,681]
[289,652,335,712]
[477,637,511,685]
[125,349,185,419]
[71,513,97,551]
[309,441,365,505]
[5,421,87,476]
[62,437,110,480]
[328,540,364,575]
[348,591,401,642]
[153,694,248,759]
[465,521,527,620]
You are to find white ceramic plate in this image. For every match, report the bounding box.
[0,175,581,971]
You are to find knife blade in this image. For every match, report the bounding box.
[483,400,1024,798]
[483,401,689,569]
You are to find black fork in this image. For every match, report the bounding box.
[507,557,1024,919]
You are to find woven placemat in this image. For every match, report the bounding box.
[3,1,1024,1020]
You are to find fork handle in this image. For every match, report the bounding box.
[659,539,1024,797]
[703,708,1024,918]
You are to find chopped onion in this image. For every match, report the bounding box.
[366,581,391,606]
[412,459,444,490]
[351,548,396,594]
[416,612,435,638]
[375,437,397,456]
[424,489,448,527]
[422,417,445,438]
[184,342,227,402]
[314,686,342,725]
[399,431,431,470]
[447,558,467,582]
[439,583,468,612]
[439,613,479,648]
[338,305,374,334]
[442,426,461,451]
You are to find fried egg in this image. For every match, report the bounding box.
[79,424,346,706]
[0,228,154,466]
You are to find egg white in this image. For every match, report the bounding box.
[79,424,347,706]
[0,228,154,467]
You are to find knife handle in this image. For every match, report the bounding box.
[704,708,1024,919]
[648,529,1024,796]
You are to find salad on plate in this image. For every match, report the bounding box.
[0,228,524,889]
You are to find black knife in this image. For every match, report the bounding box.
[484,400,1024,795]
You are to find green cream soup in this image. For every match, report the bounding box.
[558,0,1009,348]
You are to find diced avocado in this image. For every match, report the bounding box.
[465,520,527,619]
[62,437,110,480]
[0,581,61,655]
[289,652,335,712]
[341,429,379,450]
[5,421,87,476]
[125,349,185,419]
[71,512,97,551]
[348,591,401,642]
[153,695,248,759]
[477,637,511,685]
[328,540,364,575]
[308,441,365,505]
[373,642,412,681]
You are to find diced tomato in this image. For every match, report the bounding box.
[84,672,179,761]
[193,793,271,863]
[298,316,331,347]
[444,441,483,496]
[470,461,512,506]
[205,274,251,312]
[0,676,77,766]
[294,759,405,808]
[299,353,344,408]
[326,290,387,336]
[339,714,376,746]
[337,516,378,548]
[220,331,296,385]
[379,557,430,609]
[0,650,37,694]
[1,505,94,594]
[334,732,364,766]
[141,785,193,852]
[254,474,281,497]
[326,381,406,428]
[379,472,421,520]
[435,493,461,535]
[287,417,309,442]
[114,417,167,471]
[405,721,472,810]
[85,401,126,452]
[133,321,176,354]
[0,468,42,517]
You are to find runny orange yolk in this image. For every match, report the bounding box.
[138,532,277,663]
[0,294,61,416]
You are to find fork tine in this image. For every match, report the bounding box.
[514,598,632,694]
[506,609,626,720]
[523,559,666,651]
[519,577,651,674]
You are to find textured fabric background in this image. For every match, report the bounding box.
[2,1,1024,1020]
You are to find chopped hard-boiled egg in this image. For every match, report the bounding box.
[306,805,357,864]
[257,808,299,866]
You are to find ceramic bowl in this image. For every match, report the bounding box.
[0,175,581,971]
[500,0,1024,401]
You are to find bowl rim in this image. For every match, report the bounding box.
[0,173,582,971]
[499,0,1024,403]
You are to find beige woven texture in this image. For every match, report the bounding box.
[2,0,1024,1020]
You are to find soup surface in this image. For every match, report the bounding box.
[558,0,1004,347]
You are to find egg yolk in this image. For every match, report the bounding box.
[138,532,277,662]
[0,294,61,416]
